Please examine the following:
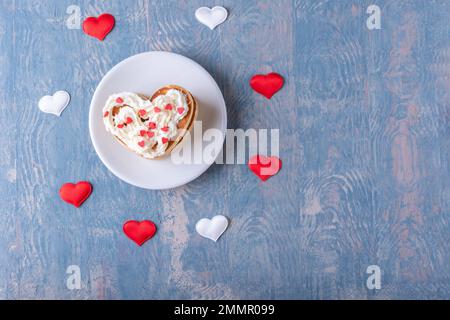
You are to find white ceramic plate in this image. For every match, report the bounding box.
[89,51,227,189]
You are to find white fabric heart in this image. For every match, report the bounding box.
[195,6,228,30]
[195,215,229,242]
[38,90,70,116]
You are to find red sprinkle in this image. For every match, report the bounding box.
[162,137,169,144]
[103,111,109,117]
[138,109,147,117]
[138,141,145,148]
[126,117,133,124]
[139,130,147,137]
[154,107,161,113]
[161,126,169,132]
[165,104,173,111]
[147,131,155,138]
[117,124,124,129]
[177,107,185,114]
[116,97,124,104]
[148,122,156,129]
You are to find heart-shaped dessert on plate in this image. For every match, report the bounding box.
[102,85,197,159]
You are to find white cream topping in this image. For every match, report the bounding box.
[102,90,189,159]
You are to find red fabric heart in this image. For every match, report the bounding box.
[82,13,115,41]
[248,155,282,181]
[123,220,157,246]
[59,181,93,207]
[249,72,284,99]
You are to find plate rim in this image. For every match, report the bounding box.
[88,51,227,190]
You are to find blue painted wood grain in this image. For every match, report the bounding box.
[0,0,449,299]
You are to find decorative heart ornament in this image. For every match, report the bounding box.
[250,72,284,99]
[59,181,92,207]
[38,90,70,116]
[248,155,282,181]
[102,85,197,159]
[195,215,229,242]
[82,13,115,41]
[123,220,157,246]
[195,6,228,30]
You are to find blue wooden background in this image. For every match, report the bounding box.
[0,0,449,300]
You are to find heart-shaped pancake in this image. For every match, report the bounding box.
[123,220,157,246]
[102,85,197,159]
